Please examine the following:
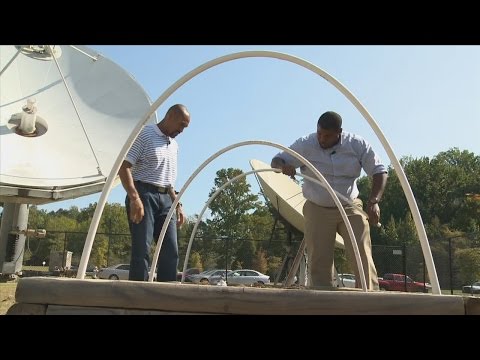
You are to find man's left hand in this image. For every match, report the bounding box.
[367,202,380,226]
[176,206,186,228]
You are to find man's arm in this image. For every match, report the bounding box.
[118,160,139,201]
[366,172,388,226]
[168,188,186,228]
[369,172,387,203]
[271,156,296,179]
[271,156,285,169]
[118,160,144,224]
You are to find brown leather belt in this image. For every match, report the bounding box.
[135,181,171,194]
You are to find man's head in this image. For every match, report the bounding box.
[163,104,190,138]
[316,111,342,149]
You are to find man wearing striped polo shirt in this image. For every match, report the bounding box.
[119,104,190,282]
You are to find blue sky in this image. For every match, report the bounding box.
[38,45,480,217]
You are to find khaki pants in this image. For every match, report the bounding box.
[303,199,379,290]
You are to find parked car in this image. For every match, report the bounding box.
[98,264,130,280]
[209,269,270,286]
[462,281,480,294]
[189,269,229,284]
[98,264,157,280]
[379,273,431,292]
[177,267,200,282]
[333,273,356,288]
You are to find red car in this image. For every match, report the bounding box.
[379,273,431,292]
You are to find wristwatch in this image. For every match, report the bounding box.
[368,197,380,205]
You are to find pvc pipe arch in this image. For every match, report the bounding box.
[180,165,384,291]
[151,140,367,291]
[78,50,440,295]
[180,169,274,283]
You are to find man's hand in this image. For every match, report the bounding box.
[176,205,186,228]
[129,197,145,224]
[281,164,297,179]
[271,157,296,179]
[367,202,380,226]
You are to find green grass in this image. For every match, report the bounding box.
[0,282,17,315]
[22,266,49,272]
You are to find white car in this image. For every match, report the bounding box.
[334,273,356,288]
[98,264,130,280]
[98,264,157,280]
[210,269,270,286]
[462,281,480,294]
[188,269,230,284]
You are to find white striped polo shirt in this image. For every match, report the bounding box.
[125,124,178,187]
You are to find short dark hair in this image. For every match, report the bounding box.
[317,111,342,130]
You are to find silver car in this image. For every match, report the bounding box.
[98,263,157,280]
[98,264,130,280]
[462,281,480,294]
[189,269,229,284]
[210,269,270,286]
[334,273,356,288]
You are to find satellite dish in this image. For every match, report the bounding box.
[249,159,344,248]
[0,45,156,274]
[0,45,156,205]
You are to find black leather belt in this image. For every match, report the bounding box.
[135,181,171,194]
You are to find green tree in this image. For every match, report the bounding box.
[252,248,268,274]
[383,216,400,246]
[231,259,243,270]
[236,239,256,269]
[207,168,261,236]
[266,255,283,279]
[23,206,50,265]
[206,168,262,267]
[371,149,480,234]
[455,248,480,285]
[189,251,203,271]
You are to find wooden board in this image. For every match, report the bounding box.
[249,159,344,248]
[9,277,473,315]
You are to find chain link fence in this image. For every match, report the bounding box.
[21,231,479,294]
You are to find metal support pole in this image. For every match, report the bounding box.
[448,238,453,295]
[403,241,407,292]
[225,237,228,285]
[63,232,67,270]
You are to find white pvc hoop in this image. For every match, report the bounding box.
[77,50,439,295]
[180,169,274,283]
[152,140,367,291]
[180,167,371,291]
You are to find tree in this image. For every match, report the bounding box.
[236,238,256,269]
[189,251,203,271]
[252,248,268,274]
[372,148,480,234]
[206,168,263,266]
[455,248,480,286]
[266,255,283,279]
[207,168,262,238]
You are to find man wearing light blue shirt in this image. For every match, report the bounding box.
[271,111,387,290]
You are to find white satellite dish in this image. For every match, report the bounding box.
[0,45,156,204]
[249,159,344,248]
[0,45,156,274]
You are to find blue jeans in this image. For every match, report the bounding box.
[126,182,178,282]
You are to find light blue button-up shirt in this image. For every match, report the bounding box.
[274,131,386,207]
